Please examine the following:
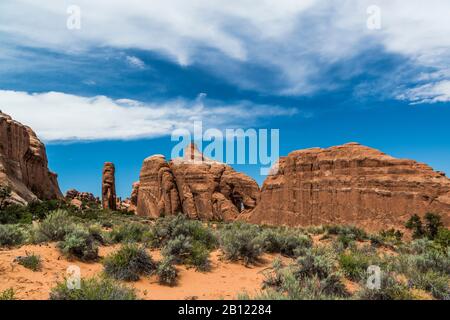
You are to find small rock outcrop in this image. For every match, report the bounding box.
[246,143,450,231]
[102,162,117,210]
[136,144,260,220]
[65,189,99,208]
[0,112,62,205]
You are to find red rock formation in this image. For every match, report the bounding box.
[246,142,450,231]
[102,162,117,210]
[65,189,98,203]
[0,112,62,204]
[136,144,260,220]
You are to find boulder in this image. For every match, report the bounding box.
[246,142,450,231]
[0,112,62,205]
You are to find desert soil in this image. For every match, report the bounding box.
[0,244,285,300]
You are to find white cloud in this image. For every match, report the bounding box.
[1,1,450,97]
[0,90,296,141]
[397,80,450,104]
[125,55,145,69]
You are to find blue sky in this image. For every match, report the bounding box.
[1,1,450,198]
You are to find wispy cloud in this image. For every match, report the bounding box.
[397,80,450,104]
[0,90,297,141]
[1,1,450,99]
[125,55,145,69]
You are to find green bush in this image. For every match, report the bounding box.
[0,224,25,246]
[57,226,99,261]
[110,222,150,243]
[15,253,42,271]
[324,225,367,241]
[161,235,210,271]
[0,288,15,300]
[103,244,156,281]
[259,258,348,300]
[50,276,137,300]
[405,213,444,240]
[339,252,371,281]
[156,257,178,286]
[219,222,263,265]
[357,272,415,300]
[33,210,75,242]
[149,214,217,249]
[260,228,312,257]
[410,270,449,300]
[424,213,444,239]
[294,248,336,280]
[434,227,450,249]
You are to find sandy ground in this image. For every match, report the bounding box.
[0,244,283,300]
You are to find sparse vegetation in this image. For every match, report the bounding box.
[0,201,449,300]
[103,244,157,281]
[0,224,26,246]
[15,253,42,271]
[260,227,312,257]
[57,226,99,261]
[50,276,137,300]
[219,222,264,265]
[156,257,178,286]
[0,288,16,300]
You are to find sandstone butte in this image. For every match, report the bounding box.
[0,112,62,205]
[136,143,260,220]
[244,142,450,231]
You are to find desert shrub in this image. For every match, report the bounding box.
[87,224,106,245]
[156,257,178,286]
[50,276,137,300]
[434,227,450,249]
[261,228,312,257]
[32,210,75,242]
[294,247,336,280]
[405,213,445,240]
[149,214,217,249]
[357,272,415,300]
[0,224,25,246]
[57,226,99,261]
[405,214,425,239]
[324,225,367,241]
[410,270,449,300]
[103,244,156,281]
[161,235,210,271]
[15,253,42,271]
[414,248,449,274]
[109,222,150,243]
[339,252,371,281]
[0,288,15,300]
[219,222,263,265]
[0,205,31,224]
[260,257,348,300]
[424,213,444,239]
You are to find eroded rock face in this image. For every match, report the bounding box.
[247,142,450,231]
[102,162,117,210]
[0,112,62,204]
[136,144,260,220]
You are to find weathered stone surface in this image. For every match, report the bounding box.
[102,162,117,210]
[136,144,260,220]
[65,189,98,204]
[0,112,62,205]
[246,142,450,231]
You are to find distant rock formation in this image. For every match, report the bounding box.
[0,112,62,205]
[102,162,117,210]
[136,143,260,220]
[65,189,99,208]
[245,143,450,231]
